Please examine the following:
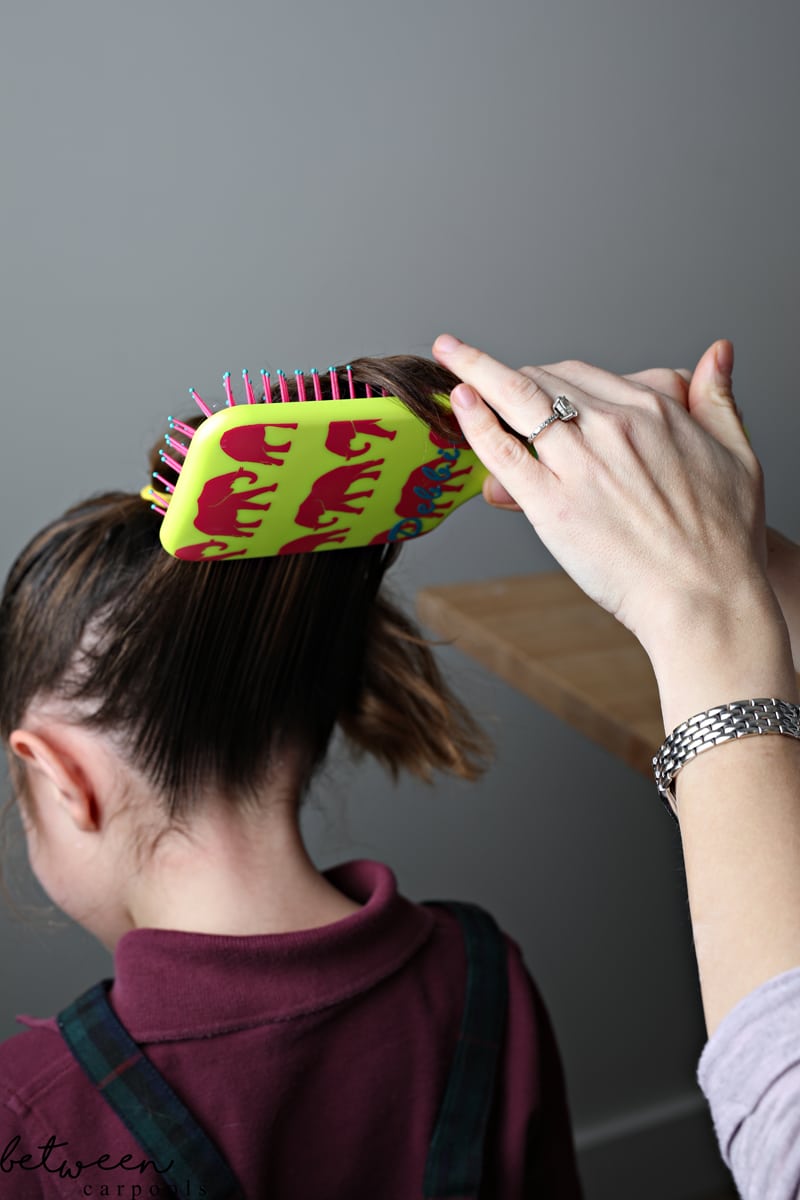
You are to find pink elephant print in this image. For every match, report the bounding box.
[278,527,353,555]
[219,423,298,467]
[324,419,398,461]
[194,469,278,538]
[294,460,385,530]
[174,539,248,561]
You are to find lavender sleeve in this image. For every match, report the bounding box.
[697,965,800,1199]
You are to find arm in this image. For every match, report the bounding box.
[431,333,800,1036]
[647,584,800,1035]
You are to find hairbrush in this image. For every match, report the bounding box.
[141,366,488,560]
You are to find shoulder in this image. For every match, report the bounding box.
[423,898,567,1065]
[421,897,533,977]
[0,1013,157,1200]
[0,1019,76,1112]
[420,899,581,1193]
[420,897,552,1036]
[0,1020,78,1195]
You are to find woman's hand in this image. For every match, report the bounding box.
[451,339,800,670]
[474,361,691,510]
[431,334,771,668]
[766,526,800,671]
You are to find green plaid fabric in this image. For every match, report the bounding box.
[422,901,509,1200]
[57,981,244,1200]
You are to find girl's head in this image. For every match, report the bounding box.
[0,356,488,866]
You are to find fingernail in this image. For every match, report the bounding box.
[714,339,734,383]
[435,334,461,354]
[451,384,476,409]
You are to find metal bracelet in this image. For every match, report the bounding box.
[653,697,800,820]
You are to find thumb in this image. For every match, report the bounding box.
[483,474,523,510]
[687,339,750,449]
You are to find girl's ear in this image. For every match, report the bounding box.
[8,729,100,833]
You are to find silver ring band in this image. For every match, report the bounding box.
[527,395,579,444]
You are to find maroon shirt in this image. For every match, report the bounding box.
[0,860,583,1198]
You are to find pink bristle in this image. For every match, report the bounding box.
[147,488,169,516]
[189,388,213,418]
[381,387,388,397]
[346,365,355,398]
[165,434,188,458]
[169,417,196,439]
[152,471,176,494]
[365,383,373,398]
[223,371,236,407]
[329,367,340,400]
[311,368,322,402]
[260,370,272,402]
[243,369,256,404]
[159,451,184,476]
[295,370,307,402]
[277,370,290,403]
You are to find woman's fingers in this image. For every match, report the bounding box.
[623,368,691,406]
[483,475,522,509]
[519,359,686,411]
[433,336,552,432]
[538,362,693,407]
[434,336,595,483]
[435,337,690,445]
[458,352,691,511]
[475,367,690,511]
[448,383,555,511]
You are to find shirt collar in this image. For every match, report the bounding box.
[108,859,434,1041]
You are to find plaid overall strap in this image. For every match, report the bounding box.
[57,981,244,1200]
[421,900,509,1200]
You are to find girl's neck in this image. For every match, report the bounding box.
[124,801,362,942]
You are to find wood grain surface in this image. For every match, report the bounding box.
[417,570,666,778]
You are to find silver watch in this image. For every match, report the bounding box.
[653,697,800,819]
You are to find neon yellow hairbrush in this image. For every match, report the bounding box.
[142,365,488,559]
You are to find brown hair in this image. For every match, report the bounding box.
[0,356,490,819]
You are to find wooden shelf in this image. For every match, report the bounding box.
[417,571,665,778]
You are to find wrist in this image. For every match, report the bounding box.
[643,581,798,735]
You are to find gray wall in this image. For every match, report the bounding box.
[2,2,799,1196]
